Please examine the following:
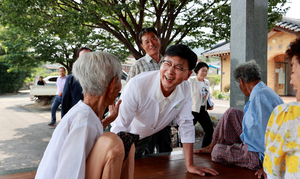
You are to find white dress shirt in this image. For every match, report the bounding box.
[56,76,66,95]
[35,101,103,179]
[111,70,195,143]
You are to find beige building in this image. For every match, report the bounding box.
[202,17,300,96]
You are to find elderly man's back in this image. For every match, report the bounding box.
[208,81,283,171]
[240,81,283,161]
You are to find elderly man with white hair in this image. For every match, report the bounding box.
[35,51,138,179]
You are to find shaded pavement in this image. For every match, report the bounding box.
[0,91,59,175]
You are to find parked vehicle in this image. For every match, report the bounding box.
[43,76,59,86]
[120,70,128,93]
[30,71,128,105]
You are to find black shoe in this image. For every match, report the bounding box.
[48,122,56,126]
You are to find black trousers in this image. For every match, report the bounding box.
[146,126,173,154]
[192,106,214,148]
[135,136,152,158]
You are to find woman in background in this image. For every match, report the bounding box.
[188,62,214,148]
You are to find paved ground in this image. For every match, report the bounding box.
[208,98,230,119]
[0,90,61,174]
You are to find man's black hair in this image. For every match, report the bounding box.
[76,47,93,59]
[164,44,197,71]
[59,67,66,72]
[139,27,159,44]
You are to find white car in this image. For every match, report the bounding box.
[43,71,128,91]
[43,76,59,86]
[120,70,128,93]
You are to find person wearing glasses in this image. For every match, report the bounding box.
[111,44,219,176]
[127,27,174,155]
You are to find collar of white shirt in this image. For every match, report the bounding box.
[156,80,177,113]
[148,71,185,107]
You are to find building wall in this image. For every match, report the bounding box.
[267,32,297,91]
[221,54,231,92]
[219,32,297,94]
[122,58,136,73]
[208,68,218,76]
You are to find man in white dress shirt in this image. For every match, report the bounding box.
[127,27,174,154]
[111,44,219,176]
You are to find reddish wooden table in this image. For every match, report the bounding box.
[0,152,259,179]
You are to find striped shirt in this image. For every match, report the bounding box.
[126,53,163,82]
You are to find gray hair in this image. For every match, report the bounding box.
[233,59,261,83]
[72,51,122,96]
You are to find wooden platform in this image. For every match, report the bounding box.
[135,152,258,178]
[0,171,36,179]
[0,152,258,179]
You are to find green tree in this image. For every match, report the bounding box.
[0,26,40,69]
[0,25,130,74]
[0,61,31,94]
[0,0,289,60]
[0,34,32,93]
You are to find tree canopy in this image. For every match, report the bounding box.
[0,0,289,61]
[0,25,130,73]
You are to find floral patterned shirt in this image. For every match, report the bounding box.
[263,102,300,179]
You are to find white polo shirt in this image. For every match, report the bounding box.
[111,70,195,143]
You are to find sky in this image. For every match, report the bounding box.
[284,0,300,19]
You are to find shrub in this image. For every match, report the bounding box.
[224,95,230,100]
[212,90,218,96]
[207,75,221,85]
[210,116,218,121]
[0,62,30,94]
[212,90,222,98]
[217,93,223,99]
[224,84,230,92]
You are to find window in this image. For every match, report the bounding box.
[49,77,58,82]
[122,72,128,80]
[269,46,272,51]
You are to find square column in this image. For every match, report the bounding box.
[230,0,268,110]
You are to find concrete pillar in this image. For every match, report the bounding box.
[230,0,268,110]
